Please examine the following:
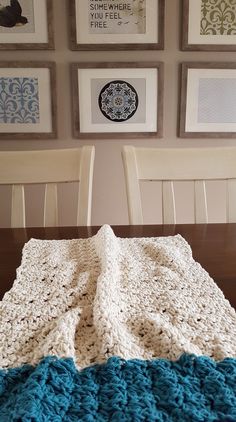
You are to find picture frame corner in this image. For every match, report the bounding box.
[0,0,54,50]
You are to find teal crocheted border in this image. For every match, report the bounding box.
[0,354,236,421]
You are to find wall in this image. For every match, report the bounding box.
[0,0,236,227]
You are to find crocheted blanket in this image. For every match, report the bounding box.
[0,225,236,421]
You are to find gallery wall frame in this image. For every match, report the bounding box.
[0,0,54,50]
[179,62,236,138]
[182,0,236,51]
[0,61,57,139]
[69,0,165,50]
[71,62,164,139]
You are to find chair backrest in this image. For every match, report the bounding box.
[122,145,236,224]
[0,146,95,227]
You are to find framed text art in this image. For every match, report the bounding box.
[0,62,57,139]
[182,0,236,51]
[69,0,165,50]
[0,0,54,50]
[71,62,164,139]
[179,62,236,138]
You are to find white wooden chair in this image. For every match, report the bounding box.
[0,146,95,227]
[122,145,236,224]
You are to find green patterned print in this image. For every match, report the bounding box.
[201,0,236,35]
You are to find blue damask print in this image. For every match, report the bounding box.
[0,77,40,124]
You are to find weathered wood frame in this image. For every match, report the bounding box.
[0,61,57,139]
[181,0,236,51]
[69,0,165,51]
[179,62,236,138]
[0,0,54,50]
[71,62,164,139]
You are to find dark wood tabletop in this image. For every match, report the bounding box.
[1,224,236,308]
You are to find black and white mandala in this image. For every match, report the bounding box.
[98,80,139,122]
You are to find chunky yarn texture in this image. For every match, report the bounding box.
[1,354,236,421]
[1,225,236,421]
[1,225,236,370]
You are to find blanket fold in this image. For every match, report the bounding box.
[1,225,236,370]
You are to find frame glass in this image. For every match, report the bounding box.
[179,62,236,138]
[69,0,165,50]
[71,62,164,139]
[0,62,57,139]
[0,0,54,50]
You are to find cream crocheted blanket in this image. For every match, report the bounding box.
[1,225,236,370]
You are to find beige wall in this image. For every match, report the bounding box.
[1,0,236,227]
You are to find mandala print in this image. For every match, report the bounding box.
[201,0,236,35]
[0,77,40,124]
[98,80,138,122]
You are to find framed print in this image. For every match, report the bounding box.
[0,0,54,49]
[179,62,236,138]
[0,62,57,139]
[71,62,164,139]
[182,0,236,51]
[69,0,165,50]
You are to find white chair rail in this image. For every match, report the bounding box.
[0,146,95,227]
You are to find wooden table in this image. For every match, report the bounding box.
[1,224,236,308]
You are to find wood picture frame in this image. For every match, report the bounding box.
[0,61,57,139]
[179,62,236,138]
[71,62,164,139]
[0,0,54,50]
[182,0,236,51]
[69,0,165,50]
